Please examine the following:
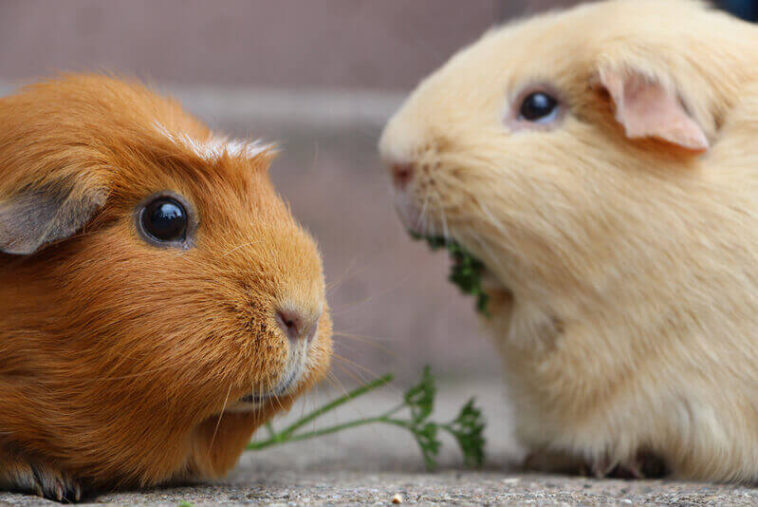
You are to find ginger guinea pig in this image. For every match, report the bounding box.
[380,0,758,482]
[0,74,331,501]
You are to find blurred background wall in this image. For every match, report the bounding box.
[0,1,584,90]
[0,0,750,384]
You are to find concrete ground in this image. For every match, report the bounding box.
[1,381,757,506]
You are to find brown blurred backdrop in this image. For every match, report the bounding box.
[0,1,583,90]
[0,0,586,383]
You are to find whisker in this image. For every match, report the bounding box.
[329,355,403,399]
[272,390,284,414]
[333,331,397,358]
[325,369,370,422]
[331,360,373,387]
[327,365,403,424]
[419,190,432,232]
[328,273,415,315]
[209,383,233,450]
[325,257,360,294]
[256,384,266,419]
[434,197,451,242]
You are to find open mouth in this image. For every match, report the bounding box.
[410,232,491,316]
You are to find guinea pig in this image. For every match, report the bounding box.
[0,74,332,501]
[379,0,758,483]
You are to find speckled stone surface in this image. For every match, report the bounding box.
[1,382,756,506]
[91,474,758,506]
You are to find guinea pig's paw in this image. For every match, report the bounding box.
[522,449,589,475]
[0,458,82,503]
[592,450,668,480]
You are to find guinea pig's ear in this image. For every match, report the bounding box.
[0,176,107,255]
[597,66,709,152]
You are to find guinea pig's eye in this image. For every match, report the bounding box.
[519,92,559,123]
[137,194,191,247]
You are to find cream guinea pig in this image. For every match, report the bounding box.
[0,74,332,501]
[380,0,758,482]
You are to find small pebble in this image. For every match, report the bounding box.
[392,493,403,504]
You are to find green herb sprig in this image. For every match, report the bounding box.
[247,367,485,470]
[410,233,490,316]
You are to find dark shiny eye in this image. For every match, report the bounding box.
[519,92,559,122]
[140,197,188,244]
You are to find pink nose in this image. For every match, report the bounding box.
[276,308,318,344]
[391,163,414,190]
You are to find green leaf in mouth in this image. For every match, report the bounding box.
[410,232,490,316]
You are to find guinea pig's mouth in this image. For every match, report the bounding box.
[410,232,492,316]
[223,371,300,413]
[240,374,296,404]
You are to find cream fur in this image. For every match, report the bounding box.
[379,0,758,482]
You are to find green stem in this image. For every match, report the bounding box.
[439,423,456,440]
[246,373,394,450]
[247,417,410,450]
[380,402,406,418]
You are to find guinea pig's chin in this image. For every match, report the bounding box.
[393,190,426,236]
[224,373,299,414]
[224,351,310,413]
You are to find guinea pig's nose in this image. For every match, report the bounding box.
[390,163,414,190]
[275,307,319,344]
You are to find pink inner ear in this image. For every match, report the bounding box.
[600,69,709,152]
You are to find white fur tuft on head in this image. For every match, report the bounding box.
[153,122,273,161]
